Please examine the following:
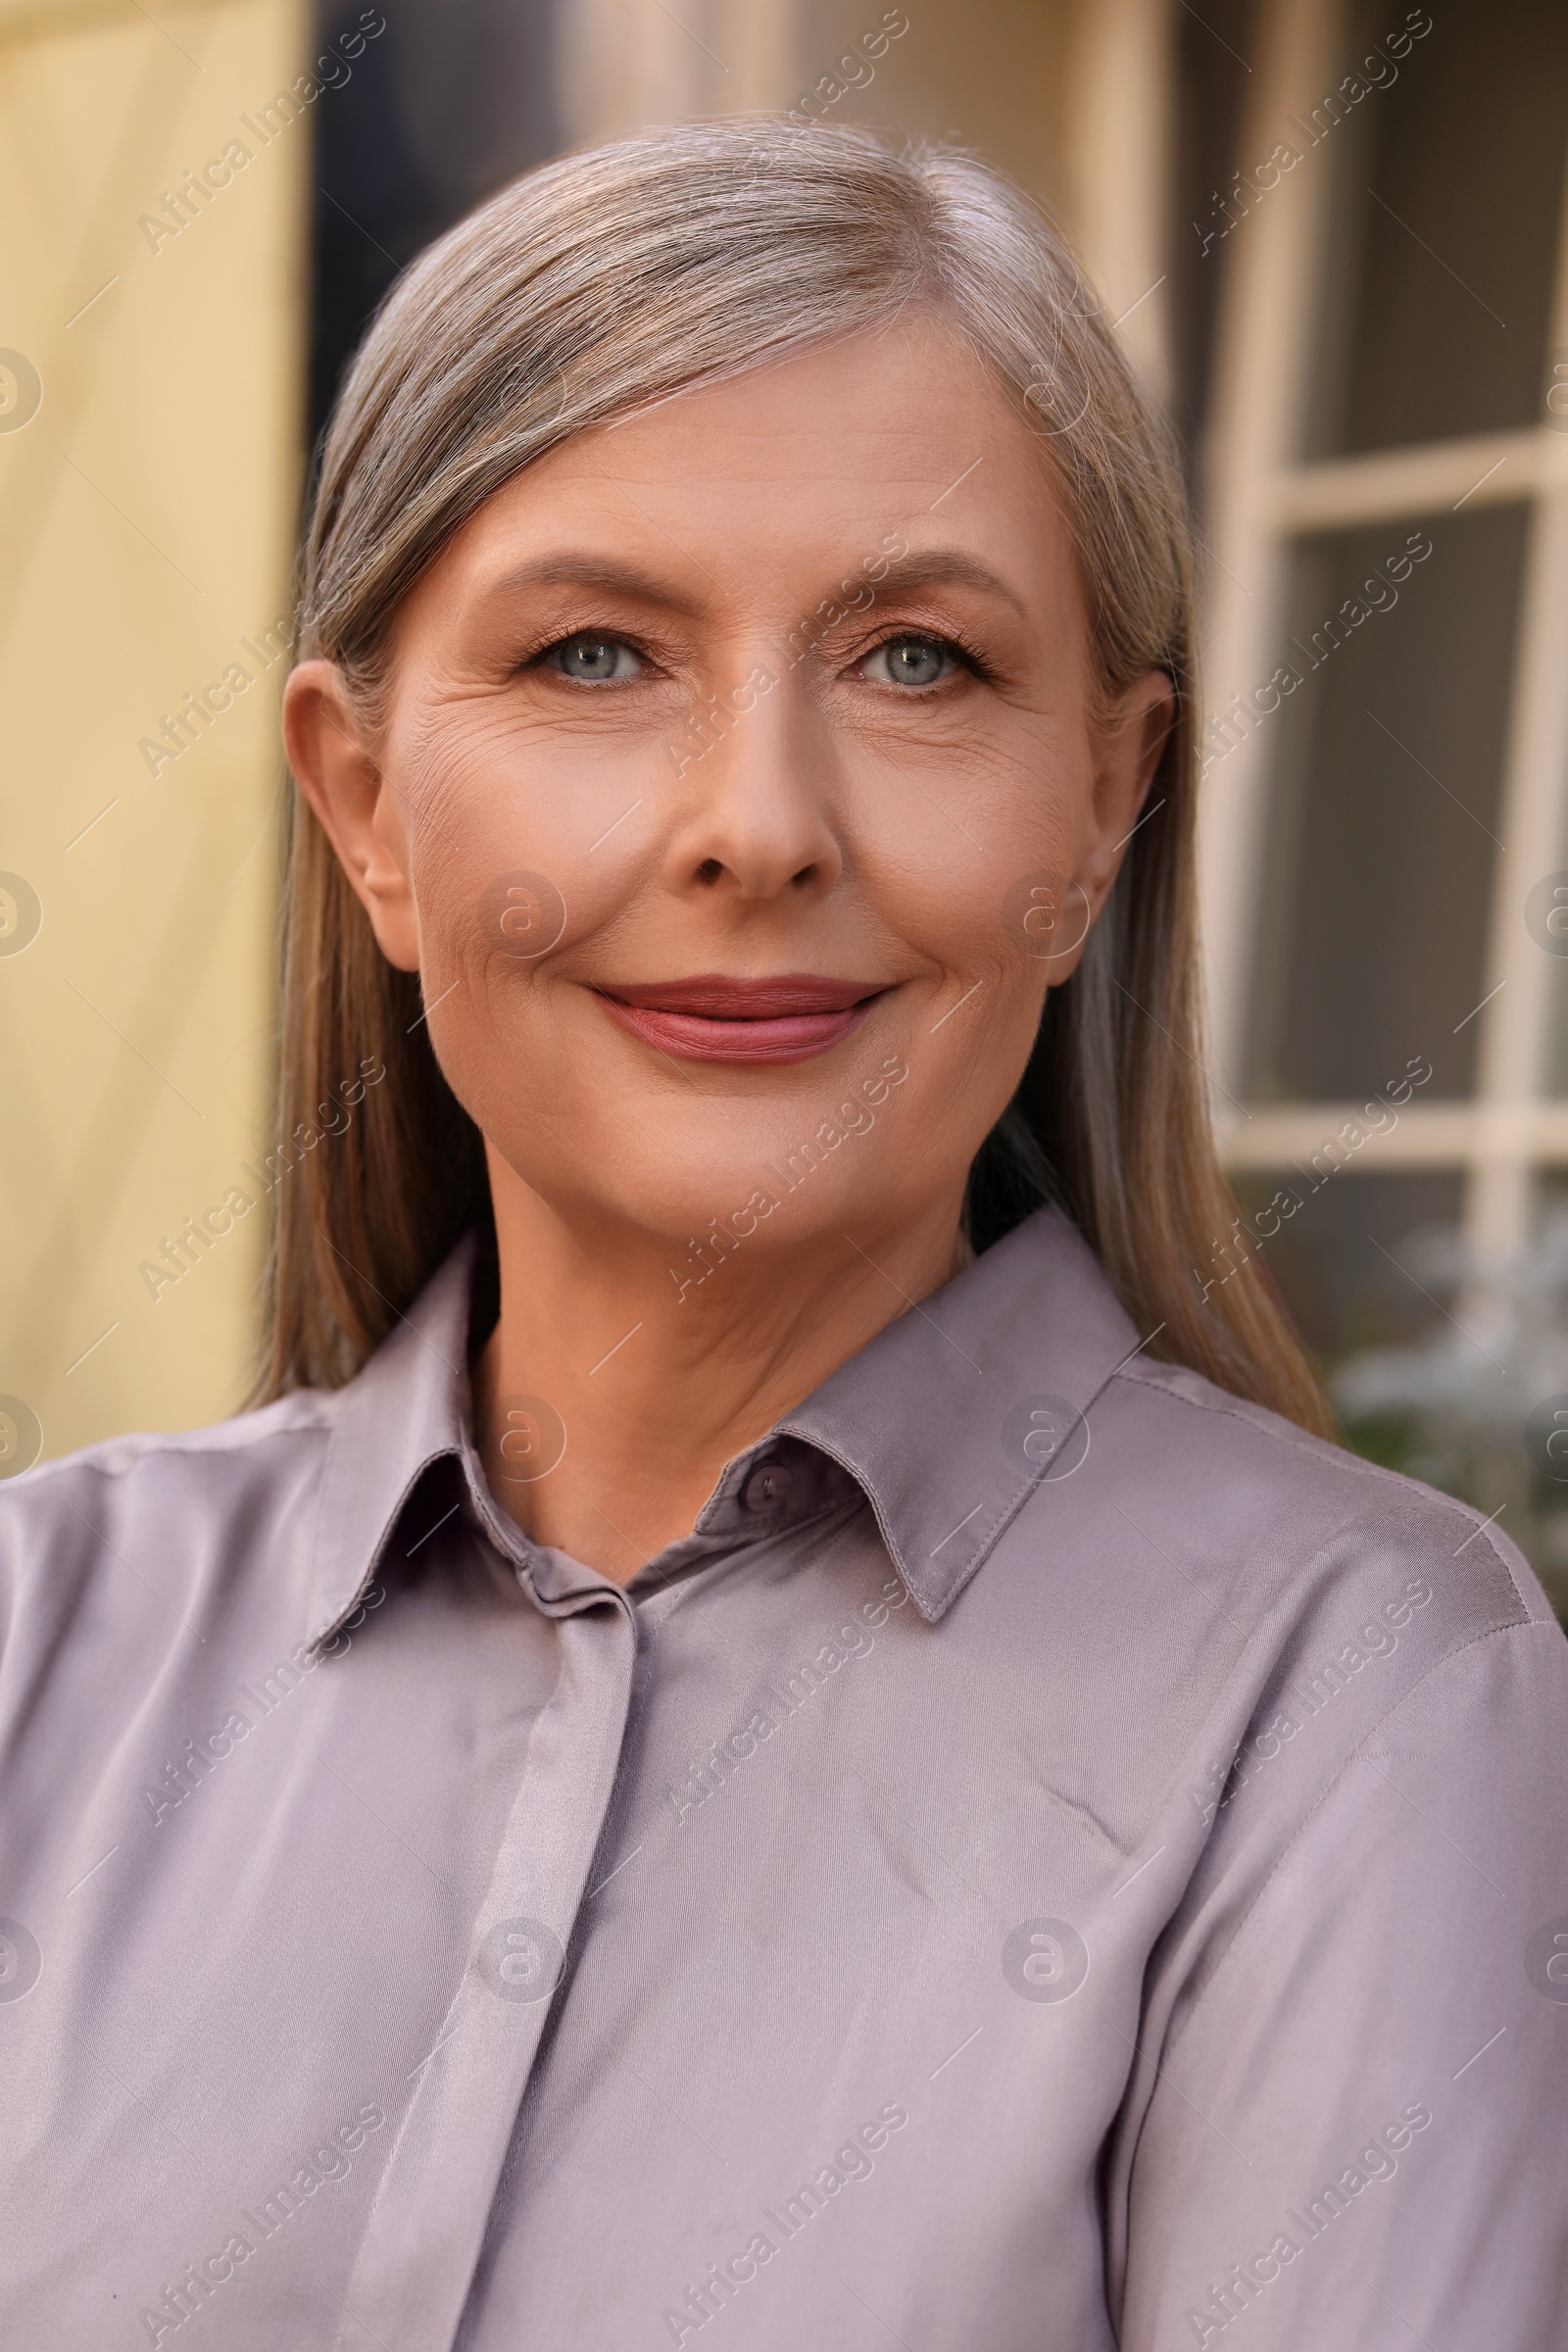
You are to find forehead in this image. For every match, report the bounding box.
[415,316,1083,616]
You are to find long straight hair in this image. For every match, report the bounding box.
[256,118,1332,1438]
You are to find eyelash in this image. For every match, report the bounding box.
[521,630,654,680]
[519,622,994,686]
[858,627,991,686]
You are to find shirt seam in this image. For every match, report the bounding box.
[1157,1615,1557,2071]
[2,1401,335,1493]
[1112,1362,1539,1620]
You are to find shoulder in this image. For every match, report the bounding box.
[0,1390,338,1639]
[1101,1350,1552,1637]
[977,1346,1565,1843]
[0,1386,336,1517]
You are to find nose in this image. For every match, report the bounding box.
[662,672,843,905]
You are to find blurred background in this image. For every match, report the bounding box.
[5,0,1568,1608]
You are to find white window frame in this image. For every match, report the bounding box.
[1197,0,1568,1270]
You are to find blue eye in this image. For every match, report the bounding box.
[860,635,955,688]
[546,634,643,682]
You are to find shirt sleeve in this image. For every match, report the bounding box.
[1118,1614,1568,2351]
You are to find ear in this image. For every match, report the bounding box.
[282,660,421,972]
[1039,669,1174,977]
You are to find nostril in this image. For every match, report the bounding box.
[696,858,722,885]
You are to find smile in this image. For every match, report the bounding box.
[592,974,888,1064]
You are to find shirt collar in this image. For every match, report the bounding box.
[778,1207,1139,1621]
[307,1233,480,1647]
[307,1206,1140,1644]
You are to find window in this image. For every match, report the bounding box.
[1196,0,1568,1592]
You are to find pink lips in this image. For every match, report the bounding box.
[593,974,886,1063]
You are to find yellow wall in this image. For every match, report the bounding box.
[0,0,308,1463]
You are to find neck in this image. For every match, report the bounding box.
[472,1153,972,1580]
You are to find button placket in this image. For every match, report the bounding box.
[331,1598,638,2352]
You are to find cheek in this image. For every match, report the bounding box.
[854,858,1050,1153]
[858,783,1080,1152]
[877,719,1085,949]
[398,725,620,1032]
[854,759,1075,1028]
[390,687,653,926]
[903,968,1049,1155]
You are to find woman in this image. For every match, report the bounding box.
[2,122,1563,2352]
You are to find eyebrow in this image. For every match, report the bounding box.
[478,554,711,617]
[476,548,1028,622]
[878,551,1029,619]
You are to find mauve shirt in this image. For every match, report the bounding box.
[2,1208,1566,2351]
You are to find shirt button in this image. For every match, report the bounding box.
[741,1460,793,1514]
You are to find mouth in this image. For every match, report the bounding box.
[592,974,889,1064]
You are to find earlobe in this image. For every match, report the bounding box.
[282,661,422,972]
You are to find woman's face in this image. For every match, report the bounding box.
[288,318,1171,1265]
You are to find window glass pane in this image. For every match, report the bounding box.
[1304,0,1568,458]
[1243,504,1526,1103]
[1231,1168,1464,1361]
[1169,0,1258,472]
